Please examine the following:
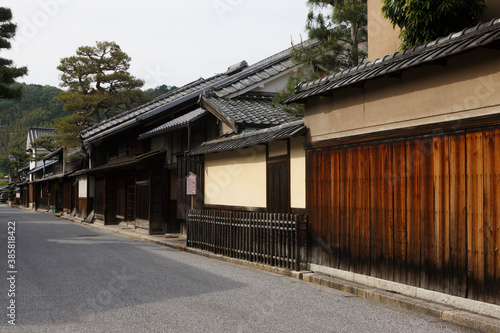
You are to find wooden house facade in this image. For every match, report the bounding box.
[286,15,500,305]
[26,147,84,215]
[80,74,229,234]
[81,45,306,235]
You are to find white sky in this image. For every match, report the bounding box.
[3,0,310,89]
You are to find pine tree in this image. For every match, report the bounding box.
[0,7,28,99]
[273,0,367,114]
[57,41,148,124]
[302,0,367,72]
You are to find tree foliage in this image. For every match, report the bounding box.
[0,7,28,99]
[144,84,178,100]
[303,0,367,71]
[54,113,91,149]
[8,150,28,182]
[381,0,486,49]
[0,83,69,174]
[274,0,367,116]
[57,41,149,124]
[31,135,57,161]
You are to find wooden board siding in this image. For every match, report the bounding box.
[63,180,73,212]
[177,155,204,220]
[308,127,500,305]
[94,176,105,220]
[267,156,291,214]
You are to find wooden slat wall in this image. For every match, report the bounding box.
[308,128,500,305]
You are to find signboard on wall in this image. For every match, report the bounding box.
[186,172,197,196]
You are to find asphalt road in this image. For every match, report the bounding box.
[0,205,478,333]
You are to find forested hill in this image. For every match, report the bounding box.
[0,83,68,173]
[0,83,177,174]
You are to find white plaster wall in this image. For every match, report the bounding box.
[290,137,306,209]
[204,146,267,207]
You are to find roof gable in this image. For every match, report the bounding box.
[138,108,207,140]
[26,127,54,151]
[200,93,293,131]
[189,119,306,155]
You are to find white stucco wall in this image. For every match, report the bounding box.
[290,137,306,209]
[204,146,267,208]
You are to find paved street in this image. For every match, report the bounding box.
[0,206,477,333]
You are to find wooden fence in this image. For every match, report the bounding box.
[307,127,500,305]
[187,209,308,270]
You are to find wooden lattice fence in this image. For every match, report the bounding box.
[187,209,308,270]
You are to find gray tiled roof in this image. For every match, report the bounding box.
[189,120,306,155]
[212,42,316,98]
[80,75,228,142]
[200,93,293,129]
[80,42,315,143]
[138,108,207,140]
[26,127,54,151]
[285,18,500,103]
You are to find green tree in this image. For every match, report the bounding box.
[31,135,58,161]
[8,150,28,182]
[303,0,367,71]
[381,0,486,50]
[0,7,28,99]
[57,41,148,124]
[54,113,91,149]
[144,84,178,100]
[273,0,367,115]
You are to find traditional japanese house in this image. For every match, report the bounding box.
[284,1,500,308]
[81,44,305,234]
[25,127,54,209]
[27,147,83,213]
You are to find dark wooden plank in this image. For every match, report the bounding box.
[310,152,323,265]
[483,129,500,305]
[419,138,435,291]
[370,145,383,279]
[406,140,421,287]
[381,143,394,281]
[331,149,341,269]
[339,148,350,271]
[322,150,333,267]
[449,134,468,298]
[393,141,407,284]
[466,131,485,301]
[432,136,448,293]
[359,145,371,276]
[349,146,361,273]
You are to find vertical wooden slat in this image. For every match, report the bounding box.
[331,149,341,269]
[360,145,371,276]
[467,131,485,301]
[449,134,468,297]
[381,143,394,281]
[433,136,449,293]
[370,145,383,279]
[339,148,350,271]
[393,141,407,284]
[322,151,332,267]
[483,129,500,305]
[419,138,434,291]
[309,151,320,264]
[406,140,421,287]
[349,146,361,273]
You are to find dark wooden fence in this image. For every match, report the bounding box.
[307,127,500,305]
[187,209,308,270]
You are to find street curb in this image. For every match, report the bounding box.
[48,212,500,333]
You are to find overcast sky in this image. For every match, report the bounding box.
[3,1,310,90]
